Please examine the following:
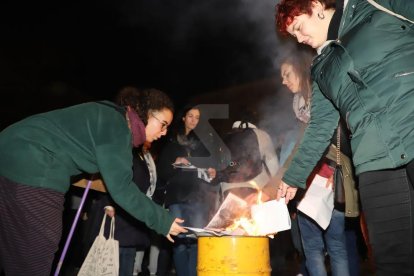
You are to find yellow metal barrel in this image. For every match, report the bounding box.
[197,236,271,276]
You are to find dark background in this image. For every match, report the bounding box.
[0,0,298,133]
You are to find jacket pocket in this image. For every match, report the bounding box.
[350,119,387,167]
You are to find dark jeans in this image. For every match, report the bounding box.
[298,209,349,276]
[156,235,173,276]
[168,202,209,276]
[290,214,309,276]
[345,217,361,276]
[359,161,414,276]
[119,247,137,276]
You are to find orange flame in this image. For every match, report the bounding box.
[225,184,265,236]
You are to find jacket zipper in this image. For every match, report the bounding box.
[394,71,414,78]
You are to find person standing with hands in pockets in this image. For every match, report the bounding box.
[275,0,414,275]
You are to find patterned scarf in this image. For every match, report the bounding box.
[292,94,311,124]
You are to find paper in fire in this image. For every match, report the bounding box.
[185,192,291,237]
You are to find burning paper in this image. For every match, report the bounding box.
[185,192,291,237]
[205,193,249,230]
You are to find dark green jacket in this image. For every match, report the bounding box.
[0,101,174,235]
[283,0,414,188]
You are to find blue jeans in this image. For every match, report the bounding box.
[345,217,361,276]
[298,209,350,276]
[168,202,209,276]
[291,213,303,256]
[119,247,137,276]
[291,213,309,276]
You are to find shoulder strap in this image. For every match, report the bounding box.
[367,0,414,24]
[262,158,272,177]
[336,125,341,165]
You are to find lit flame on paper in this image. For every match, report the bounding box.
[224,181,273,237]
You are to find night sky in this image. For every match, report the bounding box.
[0,0,298,131]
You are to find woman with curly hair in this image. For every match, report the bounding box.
[0,87,187,275]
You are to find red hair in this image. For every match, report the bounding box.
[275,0,335,35]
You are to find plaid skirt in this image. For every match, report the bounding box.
[0,176,65,276]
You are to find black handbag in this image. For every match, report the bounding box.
[333,127,346,212]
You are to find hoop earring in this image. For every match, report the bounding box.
[318,12,325,19]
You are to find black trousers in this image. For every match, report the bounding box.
[359,160,414,276]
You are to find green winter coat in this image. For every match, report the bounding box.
[283,0,414,188]
[0,101,175,236]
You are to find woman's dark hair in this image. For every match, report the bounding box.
[174,104,200,137]
[280,48,314,102]
[115,86,174,124]
[275,0,336,35]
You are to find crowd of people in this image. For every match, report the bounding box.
[1,1,413,276]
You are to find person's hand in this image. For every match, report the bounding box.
[174,157,190,165]
[166,218,188,243]
[207,168,216,179]
[276,181,298,204]
[104,206,115,218]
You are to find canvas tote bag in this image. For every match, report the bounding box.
[78,214,119,276]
